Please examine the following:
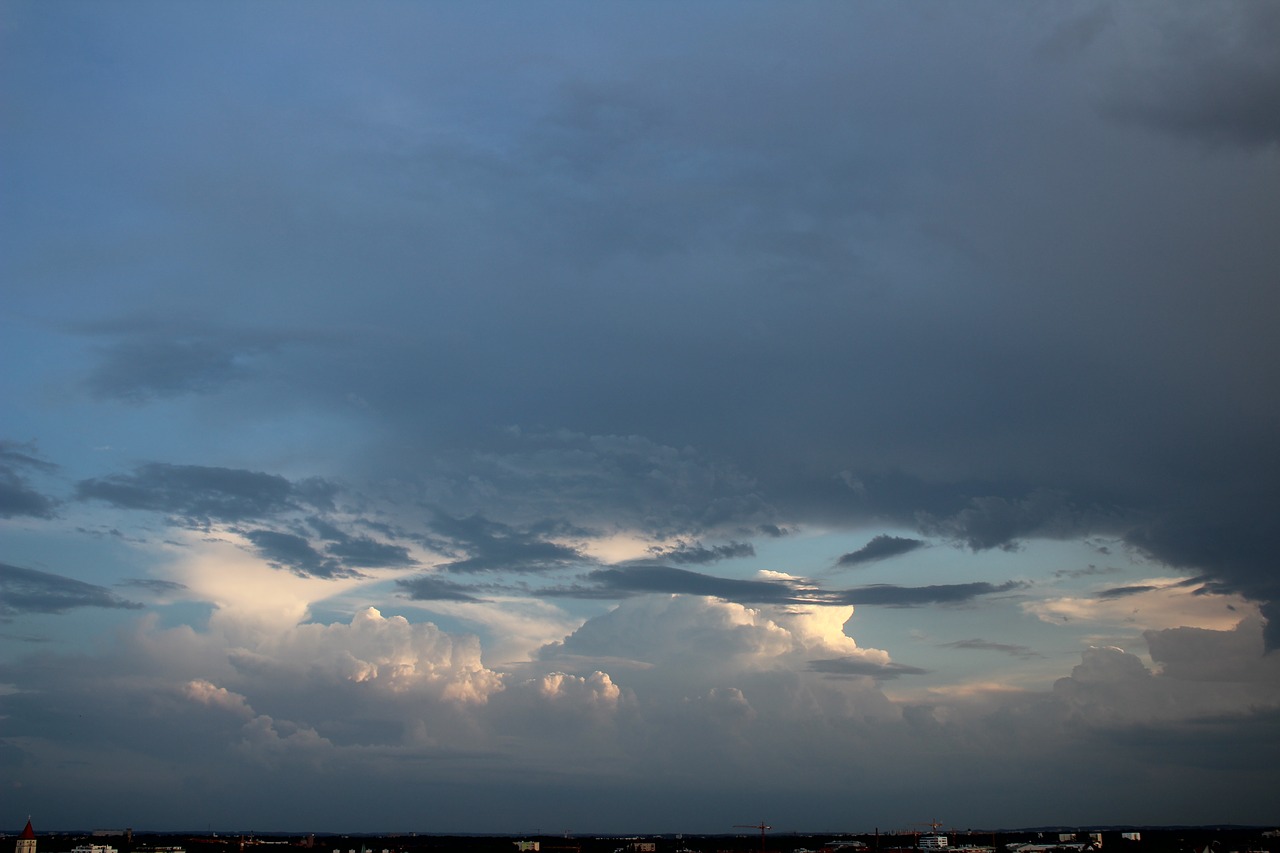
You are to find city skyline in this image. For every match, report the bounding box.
[3,0,1279,834]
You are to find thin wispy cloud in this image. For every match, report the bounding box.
[836,534,926,567]
[939,638,1043,659]
[0,562,143,616]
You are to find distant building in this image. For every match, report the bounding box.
[16,821,36,853]
[69,844,118,853]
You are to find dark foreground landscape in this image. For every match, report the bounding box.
[7,829,1280,853]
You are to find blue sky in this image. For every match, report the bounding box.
[3,0,1280,834]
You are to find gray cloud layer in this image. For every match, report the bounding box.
[76,463,336,525]
[0,442,58,519]
[0,562,142,616]
[537,565,1021,609]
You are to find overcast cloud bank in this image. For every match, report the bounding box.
[2,0,1278,832]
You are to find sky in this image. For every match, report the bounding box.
[3,0,1280,835]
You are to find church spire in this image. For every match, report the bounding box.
[17,819,37,853]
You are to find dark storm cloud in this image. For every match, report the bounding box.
[1126,505,1280,647]
[296,516,418,570]
[648,540,755,565]
[325,536,416,569]
[836,535,925,567]
[241,528,397,580]
[401,430,775,539]
[0,562,142,616]
[307,515,347,541]
[0,441,58,519]
[244,529,356,579]
[0,441,58,475]
[835,581,1025,608]
[918,489,1101,552]
[78,319,324,403]
[428,512,587,574]
[76,463,336,524]
[395,575,485,603]
[807,657,929,679]
[86,335,258,402]
[1099,4,1280,148]
[939,639,1042,659]
[7,0,1280,829]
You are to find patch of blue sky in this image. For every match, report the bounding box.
[0,521,158,584]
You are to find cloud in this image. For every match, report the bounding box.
[185,678,255,719]
[244,529,361,579]
[2,586,1277,831]
[323,535,416,569]
[161,530,374,627]
[835,534,925,567]
[1052,564,1120,580]
[1124,509,1280,648]
[116,577,189,594]
[428,512,587,573]
[1037,5,1113,60]
[1051,627,1280,731]
[395,574,485,603]
[230,607,505,706]
[76,463,336,524]
[0,562,142,616]
[938,639,1043,659]
[548,565,806,604]
[1025,578,1257,633]
[6,0,1280,828]
[807,657,929,679]
[77,319,325,403]
[405,430,774,538]
[242,524,417,579]
[647,540,755,565]
[836,581,1024,607]
[1097,584,1159,600]
[918,490,1102,552]
[0,441,58,519]
[537,565,1024,611]
[535,595,902,722]
[1098,4,1280,148]
[1144,617,1280,684]
[85,333,261,402]
[525,670,622,710]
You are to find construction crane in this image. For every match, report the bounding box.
[734,822,772,853]
[909,822,947,850]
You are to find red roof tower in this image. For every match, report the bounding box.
[17,819,37,853]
